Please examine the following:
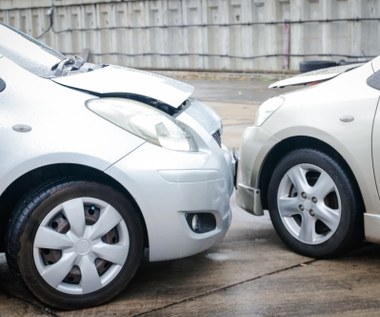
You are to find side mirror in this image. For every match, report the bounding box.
[0,78,5,93]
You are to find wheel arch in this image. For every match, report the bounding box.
[258,136,365,212]
[0,163,149,251]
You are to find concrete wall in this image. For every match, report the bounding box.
[0,0,379,72]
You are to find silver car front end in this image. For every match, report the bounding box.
[106,97,235,261]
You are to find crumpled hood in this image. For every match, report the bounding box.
[269,63,363,88]
[52,65,194,108]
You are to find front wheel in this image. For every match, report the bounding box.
[6,179,144,309]
[267,149,363,258]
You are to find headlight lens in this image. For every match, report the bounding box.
[86,98,197,152]
[255,96,285,126]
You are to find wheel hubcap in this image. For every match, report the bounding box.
[277,163,341,245]
[33,197,130,295]
[75,239,91,255]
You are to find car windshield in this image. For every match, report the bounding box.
[0,23,66,78]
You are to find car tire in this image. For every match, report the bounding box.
[6,179,144,309]
[267,149,363,258]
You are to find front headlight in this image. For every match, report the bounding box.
[86,98,197,152]
[255,96,285,126]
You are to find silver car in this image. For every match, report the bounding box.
[237,58,380,258]
[0,24,234,309]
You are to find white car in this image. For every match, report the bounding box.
[0,24,234,308]
[236,58,380,258]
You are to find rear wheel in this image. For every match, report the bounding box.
[6,179,144,309]
[267,149,363,258]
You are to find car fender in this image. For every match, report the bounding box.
[0,58,145,196]
[262,67,380,217]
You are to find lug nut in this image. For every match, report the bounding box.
[309,210,315,216]
[299,205,304,211]
[312,197,318,203]
[301,192,307,199]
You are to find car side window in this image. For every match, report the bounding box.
[367,71,380,90]
[0,78,5,93]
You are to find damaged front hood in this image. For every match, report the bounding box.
[269,63,363,88]
[52,65,194,108]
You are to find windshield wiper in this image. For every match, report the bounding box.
[52,56,85,77]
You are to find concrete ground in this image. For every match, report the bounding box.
[1,74,380,316]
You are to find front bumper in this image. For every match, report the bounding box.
[236,183,263,215]
[235,125,279,216]
[106,141,234,262]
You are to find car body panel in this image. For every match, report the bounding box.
[370,97,380,209]
[105,106,235,261]
[0,26,234,261]
[269,63,363,88]
[371,55,380,72]
[0,23,236,308]
[236,126,279,215]
[0,56,146,195]
[0,24,64,77]
[53,65,194,108]
[364,213,380,243]
[106,140,233,261]
[237,57,380,244]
